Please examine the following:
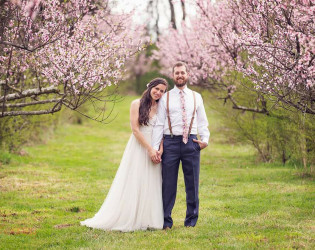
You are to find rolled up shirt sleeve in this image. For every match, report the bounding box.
[152,96,166,150]
[197,95,210,145]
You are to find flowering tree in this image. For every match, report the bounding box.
[0,0,144,119]
[156,0,315,115]
[232,0,315,114]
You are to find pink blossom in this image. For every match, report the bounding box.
[24,0,41,19]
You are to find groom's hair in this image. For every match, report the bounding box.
[172,61,189,73]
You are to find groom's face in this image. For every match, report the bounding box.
[173,65,189,88]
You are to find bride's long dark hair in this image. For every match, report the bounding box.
[139,78,168,126]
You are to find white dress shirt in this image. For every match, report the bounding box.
[152,85,210,150]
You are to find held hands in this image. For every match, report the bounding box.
[149,148,162,164]
[193,139,208,150]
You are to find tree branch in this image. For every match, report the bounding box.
[0,85,60,102]
[3,98,62,108]
[225,93,269,115]
[0,105,61,117]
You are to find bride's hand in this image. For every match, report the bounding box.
[149,149,160,164]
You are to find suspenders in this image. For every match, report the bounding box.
[166,91,173,137]
[166,91,196,138]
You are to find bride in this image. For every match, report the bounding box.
[81,78,168,231]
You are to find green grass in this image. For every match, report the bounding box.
[0,95,314,249]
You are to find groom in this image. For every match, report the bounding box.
[152,62,210,229]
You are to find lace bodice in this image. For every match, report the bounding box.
[139,115,157,133]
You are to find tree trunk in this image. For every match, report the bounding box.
[168,0,177,29]
[181,0,186,21]
[155,0,160,40]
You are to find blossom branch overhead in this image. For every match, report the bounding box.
[1,0,147,119]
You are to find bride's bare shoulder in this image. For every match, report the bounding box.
[131,99,140,107]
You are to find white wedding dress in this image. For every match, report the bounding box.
[80,115,163,231]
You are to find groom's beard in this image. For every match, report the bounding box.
[175,79,188,88]
[175,82,186,88]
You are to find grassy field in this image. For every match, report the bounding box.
[0,95,314,249]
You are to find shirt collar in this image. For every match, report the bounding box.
[173,85,190,95]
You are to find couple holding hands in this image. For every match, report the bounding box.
[81,62,210,231]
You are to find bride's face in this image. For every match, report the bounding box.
[150,84,167,101]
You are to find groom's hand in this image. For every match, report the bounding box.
[192,139,208,150]
[157,150,162,162]
[157,148,163,161]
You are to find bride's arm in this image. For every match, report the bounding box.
[130,99,157,158]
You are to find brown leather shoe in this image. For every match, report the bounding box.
[163,226,171,230]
